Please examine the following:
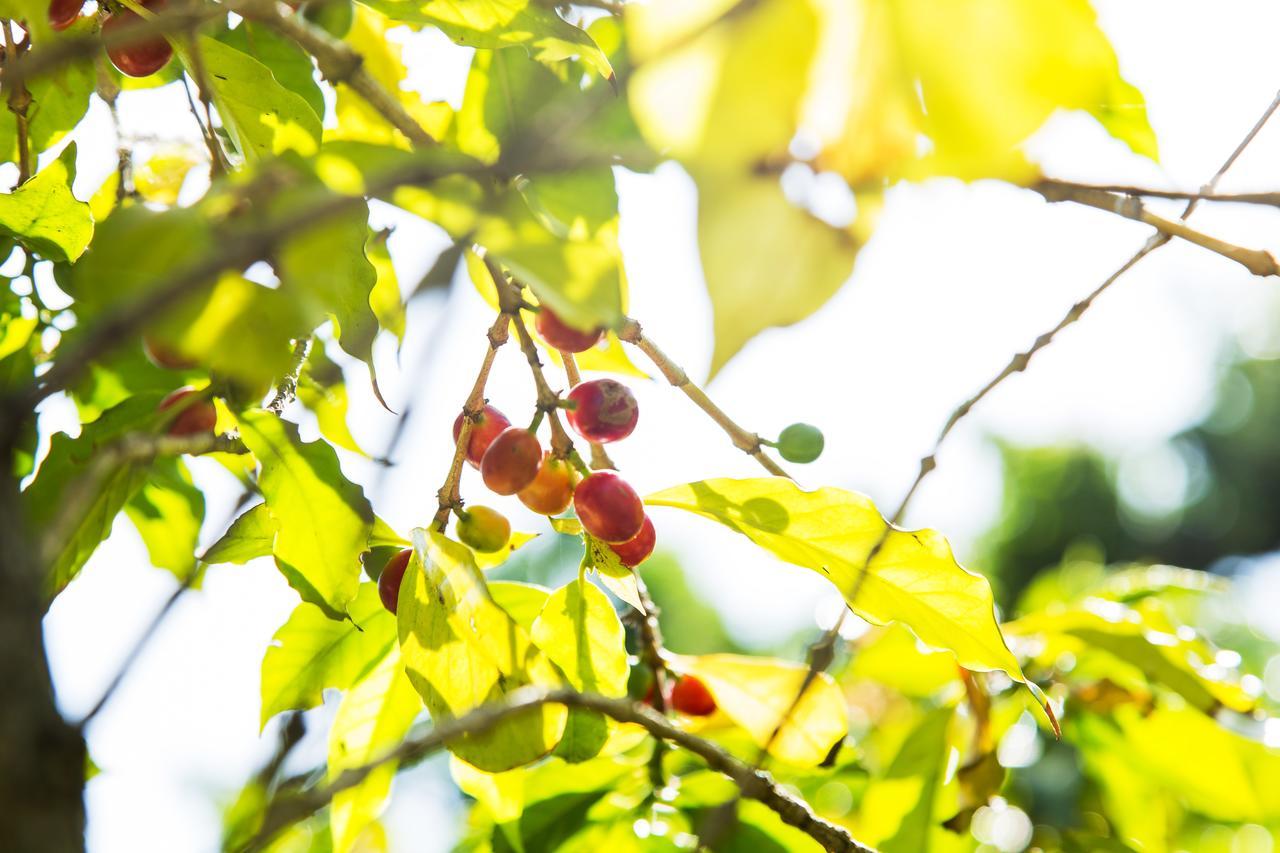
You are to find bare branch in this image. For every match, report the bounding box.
[245,688,872,853]
[618,318,791,479]
[3,22,34,185]
[1035,178,1280,208]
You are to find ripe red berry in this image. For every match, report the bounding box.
[157,387,216,437]
[104,0,173,78]
[143,335,195,370]
[378,548,412,613]
[456,506,511,553]
[609,516,655,567]
[452,405,510,469]
[518,452,576,515]
[574,471,644,543]
[566,379,638,444]
[480,427,541,495]
[670,675,716,716]
[535,307,603,354]
[49,0,82,30]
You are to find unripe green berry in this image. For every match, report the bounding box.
[627,662,655,701]
[776,423,824,463]
[456,506,511,553]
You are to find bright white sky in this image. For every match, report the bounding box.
[32,0,1280,850]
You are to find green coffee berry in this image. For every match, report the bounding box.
[776,423,824,463]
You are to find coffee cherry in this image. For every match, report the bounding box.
[518,452,575,515]
[143,335,195,370]
[574,471,644,543]
[627,662,655,702]
[456,506,510,553]
[535,307,603,354]
[378,548,412,613]
[49,0,82,31]
[157,387,216,437]
[566,379,638,444]
[480,428,542,495]
[776,423,824,464]
[104,0,174,78]
[452,405,510,469]
[609,516,655,567]
[670,674,716,716]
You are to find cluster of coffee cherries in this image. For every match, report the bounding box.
[628,661,717,717]
[47,0,173,77]
[146,336,218,438]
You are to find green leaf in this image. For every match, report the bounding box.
[124,456,205,581]
[239,410,374,617]
[489,581,552,633]
[0,144,92,263]
[259,583,395,728]
[397,530,566,772]
[646,478,1030,686]
[23,392,169,593]
[858,707,954,852]
[202,503,278,565]
[366,233,405,343]
[0,56,94,163]
[530,578,628,763]
[329,648,421,851]
[217,21,326,122]
[580,533,642,612]
[672,653,848,767]
[296,337,366,456]
[191,36,322,160]
[359,0,613,80]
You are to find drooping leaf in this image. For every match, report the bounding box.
[647,479,1030,687]
[202,503,278,565]
[397,530,566,772]
[124,456,206,581]
[671,653,848,767]
[296,337,366,456]
[217,20,326,122]
[190,36,322,160]
[329,648,421,852]
[580,533,643,612]
[239,410,374,617]
[366,233,405,343]
[23,392,170,593]
[259,583,395,728]
[857,706,955,852]
[359,0,612,80]
[0,144,92,263]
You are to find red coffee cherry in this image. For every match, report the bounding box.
[573,471,644,543]
[609,515,655,567]
[480,428,541,495]
[452,404,510,469]
[456,506,511,552]
[157,387,216,437]
[49,0,82,31]
[104,0,174,78]
[670,675,716,716]
[535,307,603,354]
[378,548,412,613]
[518,452,576,515]
[566,379,638,444]
[143,335,196,370]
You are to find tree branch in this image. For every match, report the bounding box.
[1035,181,1280,277]
[245,688,871,853]
[3,21,34,185]
[433,311,510,530]
[1035,178,1280,208]
[618,318,791,479]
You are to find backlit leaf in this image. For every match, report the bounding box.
[857,706,955,852]
[202,503,277,565]
[124,456,205,581]
[0,144,92,263]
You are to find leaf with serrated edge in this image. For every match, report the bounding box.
[0,144,93,263]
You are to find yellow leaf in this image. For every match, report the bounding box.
[133,148,197,206]
[673,653,848,766]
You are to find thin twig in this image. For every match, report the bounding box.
[629,574,671,788]
[618,318,791,479]
[560,351,615,469]
[243,687,871,853]
[266,338,313,415]
[432,312,510,530]
[1035,182,1280,277]
[1035,178,1280,208]
[3,21,33,185]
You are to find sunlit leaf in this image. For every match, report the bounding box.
[366,233,405,343]
[240,410,374,617]
[296,337,366,456]
[0,55,94,163]
[0,144,92,263]
[260,583,395,728]
[647,479,1030,686]
[124,456,205,581]
[397,530,566,771]
[217,20,326,121]
[857,706,955,852]
[672,653,848,766]
[329,648,421,851]
[133,148,198,206]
